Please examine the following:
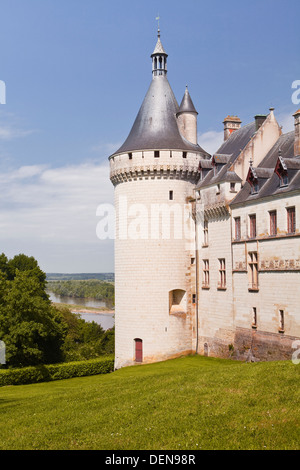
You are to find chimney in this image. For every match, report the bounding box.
[223,116,242,141]
[293,109,300,156]
[254,114,267,131]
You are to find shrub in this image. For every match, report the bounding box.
[0,356,114,387]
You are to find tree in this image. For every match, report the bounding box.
[0,256,67,367]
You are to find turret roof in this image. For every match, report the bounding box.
[177,87,198,115]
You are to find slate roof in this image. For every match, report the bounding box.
[177,87,198,115]
[196,122,257,188]
[110,75,209,157]
[230,130,300,206]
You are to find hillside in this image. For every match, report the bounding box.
[0,355,299,450]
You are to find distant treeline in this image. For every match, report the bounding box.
[47,279,115,306]
[47,273,114,282]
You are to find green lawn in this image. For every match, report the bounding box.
[0,355,299,450]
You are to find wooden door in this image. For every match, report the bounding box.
[135,338,143,362]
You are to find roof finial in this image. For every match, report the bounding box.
[156,14,160,37]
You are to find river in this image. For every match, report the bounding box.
[47,291,115,330]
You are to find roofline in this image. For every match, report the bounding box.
[109,147,208,160]
[230,185,300,207]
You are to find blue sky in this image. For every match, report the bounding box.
[0,0,299,272]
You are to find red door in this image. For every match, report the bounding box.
[135,339,143,362]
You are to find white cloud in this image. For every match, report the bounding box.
[0,161,114,272]
[198,130,224,155]
[0,126,36,140]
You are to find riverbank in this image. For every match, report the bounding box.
[52,302,115,315]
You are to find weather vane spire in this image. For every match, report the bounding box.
[156,14,160,37]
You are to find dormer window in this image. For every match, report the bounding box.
[246,167,259,194]
[275,155,288,187]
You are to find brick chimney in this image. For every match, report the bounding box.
[223,116,242,141]
[293,109,300,156]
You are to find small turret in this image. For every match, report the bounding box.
[177,86,198,144]
[151,28,168,77]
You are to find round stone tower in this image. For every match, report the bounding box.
[109,29,209,369]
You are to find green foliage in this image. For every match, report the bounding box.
[0,253,114,368]
[47,279,115,306]
[0,255,67,367]
[0,356,114,386]
[58,307,115,362]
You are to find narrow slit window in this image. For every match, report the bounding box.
[279,310,285,332]
[252,307,257,328]
[269,210,277,236]
[169,190,173,201]
[154,150,160,158]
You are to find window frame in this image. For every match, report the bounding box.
[287,207,296,234]
[202,259,210,289]
[269,210,277,236]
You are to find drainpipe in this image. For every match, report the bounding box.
[194,190,199,355]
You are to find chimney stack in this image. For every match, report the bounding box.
[293,110,300,156]
[254,114,267,131]
[223,116,242,141]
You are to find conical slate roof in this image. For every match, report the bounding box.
[177,87,198,115]
[111,75,208,156]
[151,35,167,56]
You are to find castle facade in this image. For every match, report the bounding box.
[109,31,300,368]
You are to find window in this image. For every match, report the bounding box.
[203,220,208,246]
[202,260,209,288]
[191,257,195,265]
[230,182,236,192]
[169,289,187,314]
[252,307,257,328]
[182,152,187,158]
[128,152,132,160]
[287,207,296,234]
[154,150,160,158]
[269,210,277,236]
[216,184,220,194]
[192,294,196,304]
[250,181,259,194]
[218,259,226,289]
[234,217,241,240]
[279,310,285,332]
[169,190,173,201]
[249,214,256,239]
[280,174,289,187]
[248,251,258,290]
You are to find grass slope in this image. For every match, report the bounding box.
[0,355,299,450]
